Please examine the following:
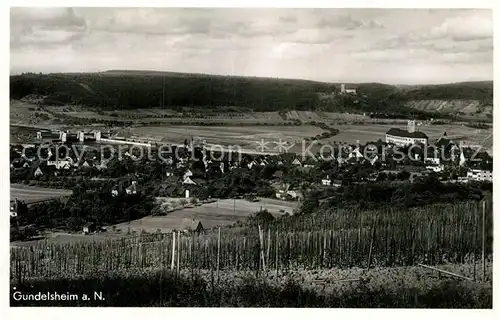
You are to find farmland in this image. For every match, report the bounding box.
[9,100,493,156]
[10,184,72,203]
[115,125,325,149]
[321,123,493,149]
[109,121,492,155]
[10,200,493,307]
[111,198,297,234]
[10,198,298,245]
[11,200,492,278]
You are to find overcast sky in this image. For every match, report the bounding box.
[10,8,493,84]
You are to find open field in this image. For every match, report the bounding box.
[111,198,297,234]
[10,101,55,127]
[119,122,492,150]
[322,123,492,148]
[40,106,410,124]
[43,106,289,124]
[10,198,297,246]
[116,125,325,149]
[10,184,72,203]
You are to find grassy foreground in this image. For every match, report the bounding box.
[10,266,492,308]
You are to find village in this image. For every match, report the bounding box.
[10,119,493,238]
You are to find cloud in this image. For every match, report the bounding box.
[10,8,493,84]
[316,14,385,30]
[279,15,297,23]
[10,8,87,47]
[85,8,212,36]
[430,12,493,41]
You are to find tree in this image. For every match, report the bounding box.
[398,170,411,181]
[376,172,387,182]
[248,209,275,227]
[299,198,319,215]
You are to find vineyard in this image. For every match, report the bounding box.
[10,200,492,283]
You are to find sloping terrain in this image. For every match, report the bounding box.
[10,71,492,119]
[405,100,492,120]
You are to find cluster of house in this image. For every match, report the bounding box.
[11,126,493,206]
[314,121,493,186]
[10,144,110,178]
[110,180,138,197]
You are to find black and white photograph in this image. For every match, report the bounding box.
[8,5,494,310]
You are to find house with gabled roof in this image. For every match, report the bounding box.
[183,176,197,185]
[369,155,379,166]
[349,148,364,159]
[95,160,109,170]
[331,179,342,188]
[47,156,73,170]
[181,218,204,234]
[10,199,20,217]
[111,185,121,197]
[435,137,453,149]
[34,167,43,177]
[183,169,193,180]
[275,182,302,201]
[125,181,138,195]
[79,158,93,168]
[247,160,258,169]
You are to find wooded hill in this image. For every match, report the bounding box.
[10,71,492,116]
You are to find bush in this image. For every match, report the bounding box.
[248,209,275,227]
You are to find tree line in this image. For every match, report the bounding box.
[10,73,492,115]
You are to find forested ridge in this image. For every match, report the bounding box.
[10,71,493,114]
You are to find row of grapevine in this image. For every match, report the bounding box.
[11,201,492,281]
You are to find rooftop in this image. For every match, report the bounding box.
[386,128,428,139]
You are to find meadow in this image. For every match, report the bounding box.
[115,125,325,150]
[10,184,72,203]
[324,123,492,148]
[111,198,298,234]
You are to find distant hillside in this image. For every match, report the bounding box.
[10,71,492,117]
[10,71,332,112]
[402,81,493,102]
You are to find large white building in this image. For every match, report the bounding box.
[385,120,428,146]
[340,84,357,95]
